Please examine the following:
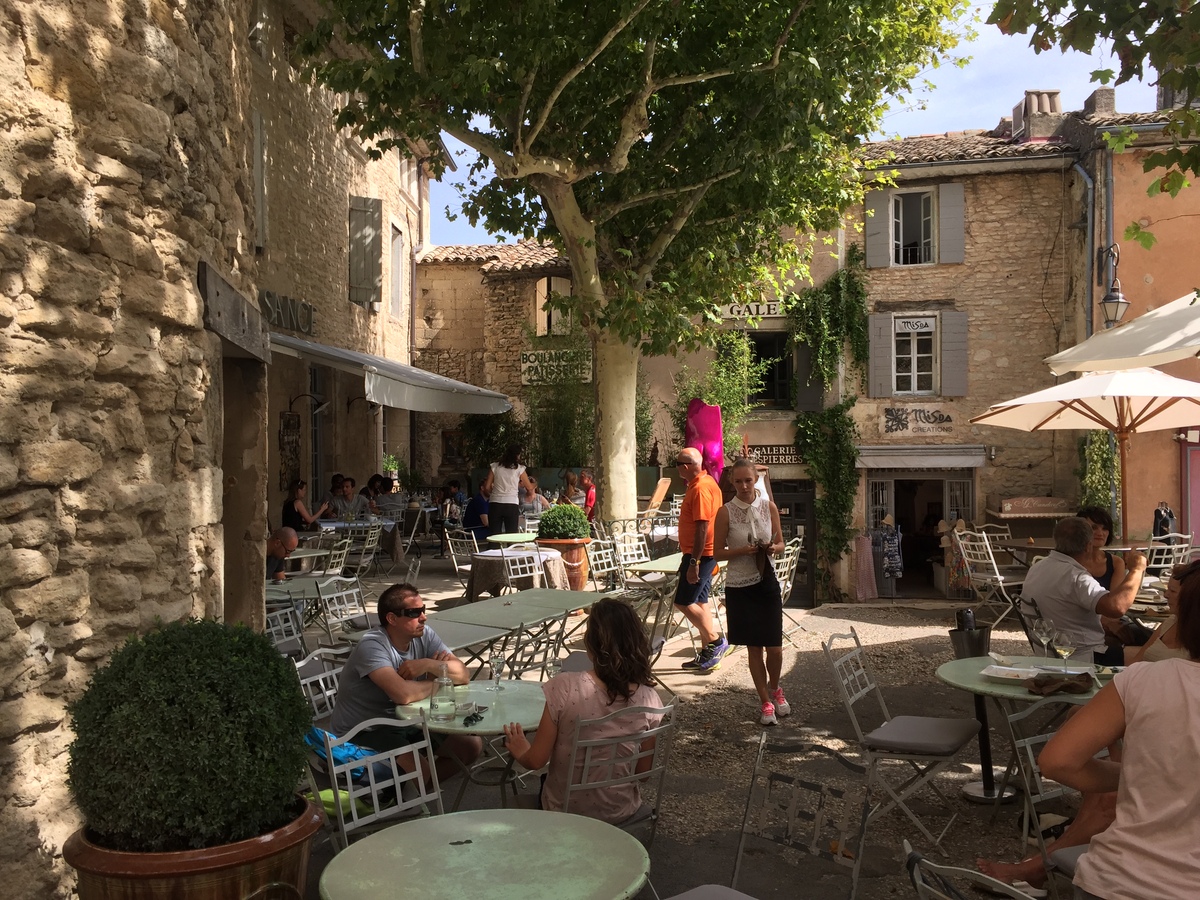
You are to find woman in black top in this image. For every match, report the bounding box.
[282,479,327,531]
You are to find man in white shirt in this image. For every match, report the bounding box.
[1021,517,1146,666]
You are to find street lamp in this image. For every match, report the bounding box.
[288,393,330,415]
[1099,244,1129,329]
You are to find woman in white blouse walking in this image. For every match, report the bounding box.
[713,458,787,725]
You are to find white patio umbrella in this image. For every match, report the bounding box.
[970,368,1200,540]
[1044,291,1200,376]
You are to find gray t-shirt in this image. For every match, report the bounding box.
[329,493,370,519]
[329,627,450,735]
[1020,550,1109,655]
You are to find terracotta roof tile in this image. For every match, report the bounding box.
[1079,110,1171,127]
[419,240,567,272]
[861,131,1073,165]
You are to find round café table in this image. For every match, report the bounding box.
[319,808,650,900]
[489,531,539,545]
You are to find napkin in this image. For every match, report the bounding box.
[1023,672,1093,695]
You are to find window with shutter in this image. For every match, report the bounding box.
[794,342,823,412]
[252,111,267,251]
[348,196,382,307]
[864,183,965,268]
[869,311,969,398]
[535,276,573,335]
[389,226,404,319]
[747,330,794,409]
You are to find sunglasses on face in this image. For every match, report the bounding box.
[392,606,426,619]
[675,459,689,467]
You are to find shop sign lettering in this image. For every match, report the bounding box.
[884,407,954,434]
[723,301,783,319]
[747,444,801,465]
[520,348,592,385]
[259,289,316,335]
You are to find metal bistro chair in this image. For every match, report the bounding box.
[953,529,1025,627]
[904,840,1041,900]
[315,576,371,642]
[320,714,444,851]
[294,645,351,726]
[446,529,479,591]
[1145,533,1192,576]
[343,523,384,581]
[822,628,979,853]
[501,549,541,594]
[563,702,676,848]
[773,537,805,648]
[309,537,352,578]
[265,601,307,658]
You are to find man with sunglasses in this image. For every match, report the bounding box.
[673,447,729,671]
[330,583,481,781]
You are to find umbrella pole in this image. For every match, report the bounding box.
[1118,431,1131,544]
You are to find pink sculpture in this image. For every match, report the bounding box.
[685,398,724,483]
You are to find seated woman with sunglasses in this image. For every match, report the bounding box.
[503,597,664,824]
[329,583,481,785]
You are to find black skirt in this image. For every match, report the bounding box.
[725,564,783,647]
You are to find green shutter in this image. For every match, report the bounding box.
[864,190,890,269]
[349,196,382,307]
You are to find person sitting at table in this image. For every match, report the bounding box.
[359,473,385,513]
[1076,506,1126,589]
[266,527,299,582]
[1036,564,1200,900]
[281,479,327,532]
[579,468,597,522]
[977,559,1200,892]
[462,485,490,544]
[520,476,552,519]
[1020,516,1146,667]
[321,473,344,508]
[558,469,586,508]
[502,597,665,824]
[327,476,372,520]
[329,583,482,785]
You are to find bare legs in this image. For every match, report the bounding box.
[747,646,783,704]
[976,791,1117,887]
[676,601,719,646]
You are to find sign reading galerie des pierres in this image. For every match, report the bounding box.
[520,348,593,385]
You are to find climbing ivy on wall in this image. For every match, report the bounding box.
[784,244,870,390]
[1077,432,1120,523]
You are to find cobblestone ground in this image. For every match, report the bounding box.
[307,559,1066,899]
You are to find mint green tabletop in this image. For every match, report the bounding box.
[936,655,1098,703]
[434,596,563,630]
[318,808,649,900]
[489,531,539,544]
[509,587,597,613]
[344,619,509,652]
[626,551,683,574]
[396,679,545,736]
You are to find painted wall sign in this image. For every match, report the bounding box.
[259,289,316,335]
[884,407,954,435]
[520,348,593,385]
[894,316,936,333]
[722,301,784,319]
[748,444,802,465]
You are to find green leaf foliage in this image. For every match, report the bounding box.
[783,243,870,390]
[536,502,592,539]
[1076,431,1119,520]
[793,398,861,601]
[668,331,770,458]
[66,620,311,852]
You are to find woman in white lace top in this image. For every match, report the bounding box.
[713,458,787,725]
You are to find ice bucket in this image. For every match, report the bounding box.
[948,625,992,660]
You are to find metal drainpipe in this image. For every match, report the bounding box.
[1073,162,1095,338]
[1105,149,1115,298]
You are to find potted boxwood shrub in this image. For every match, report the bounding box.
[63,619,322,899]
[536,502,593,591]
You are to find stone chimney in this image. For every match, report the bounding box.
[1084,87,1117,117]
[1012,90,1064,140]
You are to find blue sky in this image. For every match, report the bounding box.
[428,24,1158,246]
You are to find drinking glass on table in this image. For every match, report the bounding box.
[488,652,507,691]
[1029,618,1055,658]
[545,658,562,680]
[1052,630,1077,673]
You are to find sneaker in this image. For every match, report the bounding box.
[760,702,778,726]
[680,652,704,670]
[771,687,791,717]
[697,638,728,672]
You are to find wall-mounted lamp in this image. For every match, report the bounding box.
[288,393,330,415]
[346,396,380,413]
[987,445,998,461]
[1099,244,1130,329]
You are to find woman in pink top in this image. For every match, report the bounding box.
[1040,564,1200,900]
[503,597,664,824]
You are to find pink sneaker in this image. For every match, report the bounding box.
[760,701,778,726]
[772,687,791,717]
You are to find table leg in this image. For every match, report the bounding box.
[962,693,1016,803]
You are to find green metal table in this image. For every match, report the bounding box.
[434,595,565,631]
[319,809,649,900]
[625,551,683,575]
[488,531,539,544]
[509,587,598,614]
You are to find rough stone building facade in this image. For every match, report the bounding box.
[0,0,476,894]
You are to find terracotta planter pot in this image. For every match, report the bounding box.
[64,798,323,900]
[536,536,592,591]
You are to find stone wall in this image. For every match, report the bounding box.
[0,0,256,894]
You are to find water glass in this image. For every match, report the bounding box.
[545,660,562,680]
[487,653,506,691]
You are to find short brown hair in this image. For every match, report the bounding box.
[377,583,421,625]
[1174,562,1200,659]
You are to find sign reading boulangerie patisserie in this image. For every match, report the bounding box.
[520,348,592,385]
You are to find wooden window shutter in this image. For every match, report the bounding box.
[349,196,383,307]
[868,313,893,398]
[863,189,891,269]
[939,310,969,397]
[794,342,824,412]
[937,183,965,265]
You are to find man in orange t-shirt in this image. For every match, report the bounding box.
[673,447,729,671]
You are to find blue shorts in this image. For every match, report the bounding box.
[673,554,717,606]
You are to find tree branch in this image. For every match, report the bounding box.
[408,0,426,75]
[525,0,654,150]
[635,185,713,277]
[593,34,658,175]
[444,122,585,181]
[594,168,742,224]
[515,64,539,154]
[652,1,807,90]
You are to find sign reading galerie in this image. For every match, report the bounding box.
[722,301,784,319]
[520,348,593,385]
[748,445,802,465]
[883,407,954,435]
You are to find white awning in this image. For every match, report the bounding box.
[270,333,511,415]
[856,444,986,469]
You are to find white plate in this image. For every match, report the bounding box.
[980,665,1041,682]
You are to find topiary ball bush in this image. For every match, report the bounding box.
[67,619,311,853]
[537,502,591,539]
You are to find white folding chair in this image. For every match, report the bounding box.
[446,529,478,591]
[1145,533,1192,575]
[294,646,351,725]
[320,714,444,851]
[774,537,805,648]
[265,601,307,658]
[904,840,1040,900]
[343,523,383,580]
[501,550,540,593]
[953,529,1025,626]
[505,612,571,681]
[563,702,675,848]
[822,628,979,853]
[315,576,371,641]
[310,537,352,578]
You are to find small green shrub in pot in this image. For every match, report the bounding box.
[67,619,311,853]
[536,503,591,540]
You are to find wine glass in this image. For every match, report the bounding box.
[545,658,562,680]
[1052,630,1077,673]
[1029,618,1055,658]
[487,653,507,691]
